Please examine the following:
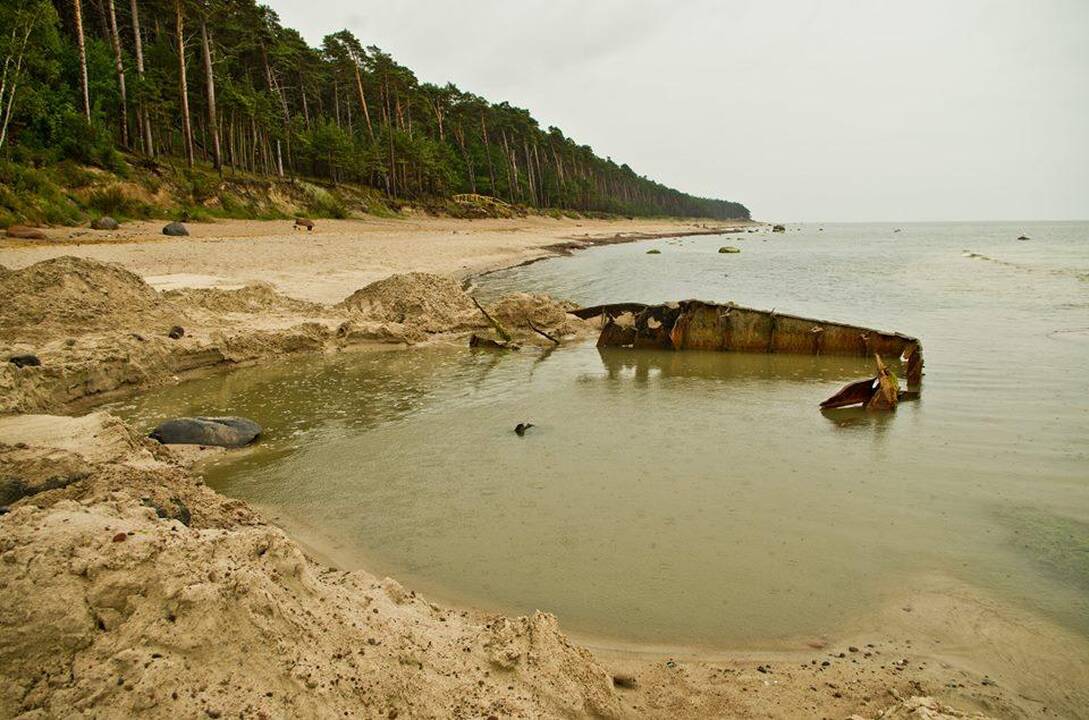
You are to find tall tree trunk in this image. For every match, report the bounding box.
[481,113,496,197]
[130,0,154,155]
[299,71,310,130]
[351,62,374,141]
[333,77,341,128]
[0,12,37,150]
[175,0,194,167]
[73,0,91,123]
[106,0,129,146]
[200,18,221,171]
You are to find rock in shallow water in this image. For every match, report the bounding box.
[149,416,261,448]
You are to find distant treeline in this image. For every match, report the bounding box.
[0,0,749,219]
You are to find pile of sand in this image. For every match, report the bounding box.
[163,283,324,316]
[0,256,167,341]
[0,414,621,719]
[486,292,593,339]
[339,271,484,334]
[849,696,993,719]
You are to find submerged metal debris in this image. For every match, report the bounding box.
[820,354,902,411]
[570,300,923,409]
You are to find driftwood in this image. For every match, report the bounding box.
[527,318,560,345]
[471,296,511,342]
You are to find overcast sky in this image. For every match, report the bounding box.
[266,0,1087,222]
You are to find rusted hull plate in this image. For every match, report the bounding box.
[573,300,923,388]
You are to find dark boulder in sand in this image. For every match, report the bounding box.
[8,354,41,368]
[4,225,47,240]
[91,216,120,230]
[163,221,189,237]
[149,416,261,448]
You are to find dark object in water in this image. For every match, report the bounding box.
[168,325,185,340]
[820,377,879,410]
[772,225,785,232]
[149,416,262,448]
[821,355,900,411]
[469,334,517,350]
[1017,235,1030,241]
[718,246,741,254]
[8,354,41,368]
[514,423,534,436]
[295,217,314,231]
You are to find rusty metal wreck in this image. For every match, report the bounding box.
[568,300,923,410]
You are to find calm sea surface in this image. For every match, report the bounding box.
[112,221,1089,647]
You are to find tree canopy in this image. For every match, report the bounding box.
[0,0,750,220]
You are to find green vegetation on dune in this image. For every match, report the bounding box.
[0,156,400,227]
[0,0,749,227]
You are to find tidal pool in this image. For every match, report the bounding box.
[112,221,1089,648]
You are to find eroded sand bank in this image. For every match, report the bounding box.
[1,217,1084,719]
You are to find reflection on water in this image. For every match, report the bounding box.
[112,221,1089,647]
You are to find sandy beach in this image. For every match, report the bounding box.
[1,216,1084,719]
[0,216,746,304]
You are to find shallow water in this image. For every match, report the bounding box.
[112,221,1089,647]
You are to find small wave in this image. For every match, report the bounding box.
[1047,327,1089,341]
[962,250,1089,281]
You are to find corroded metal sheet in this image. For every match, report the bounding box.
[572,300,924,392]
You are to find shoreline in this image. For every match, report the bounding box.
[1,216,1082,718]
[0,215,758,305]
